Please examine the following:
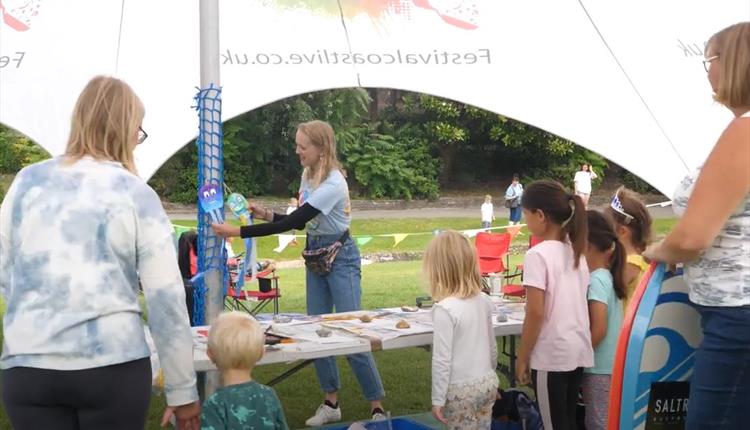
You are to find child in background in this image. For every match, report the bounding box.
[582,210,626,430]
[605,187,652,311]
[163,312,289,430]
[424,231,499,429]
[481,194,495,229]
[287,197,299,245]
[516,180,594,430]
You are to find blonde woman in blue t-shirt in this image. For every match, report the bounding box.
[212,120,386,426]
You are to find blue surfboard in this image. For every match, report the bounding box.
[618,263,702,429]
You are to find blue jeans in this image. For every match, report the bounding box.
[305,233,385,401]
[687,305,750,429]
[509,206,522,223]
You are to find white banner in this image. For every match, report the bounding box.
[1,0,747,194]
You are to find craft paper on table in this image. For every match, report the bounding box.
[270,324,355,344]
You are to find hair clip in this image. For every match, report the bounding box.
[611,191,634,224]
[561,202,575,228]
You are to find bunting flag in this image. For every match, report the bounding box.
[172,224,193,237]
[172,223,525,252]
[274,235,297,253]
[357,236,373,246]
[506,225,522,241]
[392,234,409,248]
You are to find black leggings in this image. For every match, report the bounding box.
[532,367,584,430]
[2,358,151,430]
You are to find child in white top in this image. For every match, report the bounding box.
[481,194,495,229]
[517,180,594,430]
[424,231,499,429]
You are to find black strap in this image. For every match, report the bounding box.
[337,230,350,244]
[306,230,350,251]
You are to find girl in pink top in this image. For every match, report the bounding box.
[516,180,594,430]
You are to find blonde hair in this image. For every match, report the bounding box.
[208,312,265,370]
[298,120,342,188]
[423,231,483,301]
[484,194,492,202]
[707,22,750,109]
[64,76,144,174]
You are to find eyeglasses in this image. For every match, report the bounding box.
[703,55,719,73]
[137,126,148,145]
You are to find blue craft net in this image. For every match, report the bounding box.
[193,84,227,326]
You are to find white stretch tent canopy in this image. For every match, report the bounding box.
[1,0,747,195]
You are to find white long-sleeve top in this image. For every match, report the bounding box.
[431,293,498,406]
[0,156,198,406]
[481,202,494,222]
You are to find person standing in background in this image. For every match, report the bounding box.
[573,164,598,208]
[505,174,524,225]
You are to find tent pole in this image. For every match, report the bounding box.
[199,0,222,398]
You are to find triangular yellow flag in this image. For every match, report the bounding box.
[392,234,409,248]
[507,225,522,240]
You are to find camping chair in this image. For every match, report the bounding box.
[177,231,199,325]
[225,253,281,316]
[475,232,513,292]
[504,235,544,298]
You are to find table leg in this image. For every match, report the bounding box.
[509,336,516,387]
[495,336,518,388]
[265,359,315,386]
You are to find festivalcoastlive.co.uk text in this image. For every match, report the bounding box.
[221,48,492,66]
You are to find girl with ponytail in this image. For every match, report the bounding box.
[581,210,626,430]
[515,180,594,430]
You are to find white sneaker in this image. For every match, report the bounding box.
[371,411,387,421]
[305,403,342,427]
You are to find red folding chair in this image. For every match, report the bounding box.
[475,232,512,276]
[226,268,281,315]
[504,235,544,297]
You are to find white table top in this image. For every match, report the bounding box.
[189,302,525,372]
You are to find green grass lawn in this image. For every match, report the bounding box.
[0,217,678,429]
[176,217,678,262]
[175,217,527,261]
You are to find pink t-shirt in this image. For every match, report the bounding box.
[522,240,594,371]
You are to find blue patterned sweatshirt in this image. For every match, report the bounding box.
[0,156,198,406]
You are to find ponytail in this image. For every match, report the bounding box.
[565,194,588,268]
[587,210,627,299]
[610,239,627,299]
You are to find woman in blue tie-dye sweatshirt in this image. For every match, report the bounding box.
[0,76,200,430]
